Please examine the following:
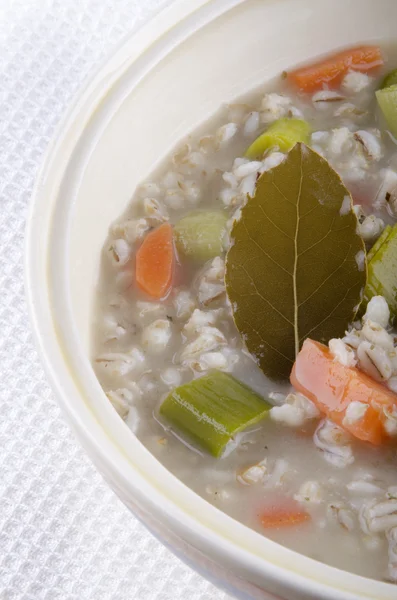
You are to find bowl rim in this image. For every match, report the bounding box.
[25,1,397,598]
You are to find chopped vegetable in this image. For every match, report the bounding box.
[367,225,392,263]
[364,223,397,316]
[381,68,397,89]
[174,211,228,262]
[226,143,365,381]
[376,84,397,138]
[288,45,383,93]
[136,223,174,299]
[260,502,310,529]
[244,118,310,158]
[291,338,397,445]
[159,371,271,457]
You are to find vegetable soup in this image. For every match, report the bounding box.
[92,44,397,582]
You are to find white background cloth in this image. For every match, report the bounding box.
[0,1,231,598]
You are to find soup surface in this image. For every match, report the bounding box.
[92,44,397,582]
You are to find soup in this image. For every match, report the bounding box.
[92,44,397,582]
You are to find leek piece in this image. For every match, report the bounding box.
[174,211,228,262]
[381,68,397,90]
[367,225,392,263]
[364,223,397,316]
[244,118,311,159]
[159,371,271,457]
[376,84,397,138]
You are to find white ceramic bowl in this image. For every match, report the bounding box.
[26,0,397,598]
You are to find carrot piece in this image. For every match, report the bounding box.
[291,339,397,445]
[288,45,384,93]
[136,223,174,299]
[260,502,310,529]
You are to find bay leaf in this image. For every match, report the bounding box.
[225,143,366,381]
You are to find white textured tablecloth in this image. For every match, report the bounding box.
[0,2,231,598]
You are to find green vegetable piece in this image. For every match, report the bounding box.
[159,371,270,457]
[367,225,392,263]
[226,143,366,381]
[356,226,391,318]
[174,211,228,261]
[244,118,311,159]
[381,69,397,90]
[376,84,397,138]
[364,224,397,316]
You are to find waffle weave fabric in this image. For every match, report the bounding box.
[0,2,231,598]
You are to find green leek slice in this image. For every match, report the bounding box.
[159,371,271,457]
[364,223,397,316]
[244,118,311,159]
[376,84,397,138]
[367,225,392,263]
[174,211,228,262]
[381,68,397,90]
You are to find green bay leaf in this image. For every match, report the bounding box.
[225,143,366,381]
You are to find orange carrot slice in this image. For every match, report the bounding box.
[291,339,397,445]
[260,502,310,529]
[136,223,174,299]
[288,45,383,93]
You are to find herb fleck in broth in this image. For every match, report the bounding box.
[92,44,397,582]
